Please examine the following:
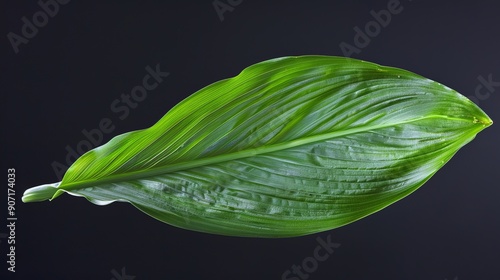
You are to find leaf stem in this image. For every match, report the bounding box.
[22,182,61,203]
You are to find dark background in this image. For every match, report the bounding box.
[1,1,499,279]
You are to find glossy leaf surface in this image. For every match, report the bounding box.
[23,56,492,237]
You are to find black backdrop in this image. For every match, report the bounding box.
[2,1,499,279]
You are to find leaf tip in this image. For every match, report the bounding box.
[473,115,493,128]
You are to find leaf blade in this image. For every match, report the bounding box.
[23,56,492,237]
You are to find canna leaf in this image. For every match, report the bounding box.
[23,56,492,237]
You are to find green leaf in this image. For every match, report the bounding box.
[23,56,492,237]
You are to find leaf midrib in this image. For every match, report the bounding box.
[58,115,478,193]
